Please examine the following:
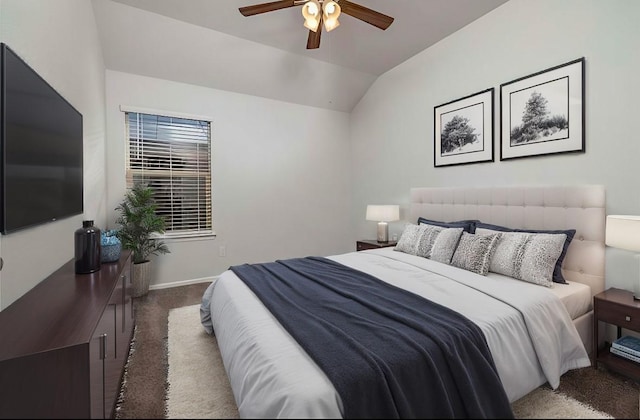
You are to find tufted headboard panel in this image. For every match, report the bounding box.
[410,185,606,296]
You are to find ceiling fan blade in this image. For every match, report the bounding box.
[239,0,298,17]
[306,27,322,49]
[338,0,394,30]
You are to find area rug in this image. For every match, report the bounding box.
[167,304,239,419]
[166,304,613,419]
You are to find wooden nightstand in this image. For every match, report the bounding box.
[356,240,397,251]
[593,287,640,380]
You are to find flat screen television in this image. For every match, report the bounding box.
[0,43,83,234]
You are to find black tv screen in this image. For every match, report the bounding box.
[0,43,83,234]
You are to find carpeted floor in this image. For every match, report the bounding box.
[115,282,640,419]
[116,283,211,419]
[164,304,613,419]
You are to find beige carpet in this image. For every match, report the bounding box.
[167,305,239,419]
[166,304,613,419]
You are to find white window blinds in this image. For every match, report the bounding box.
[125,112,212,237]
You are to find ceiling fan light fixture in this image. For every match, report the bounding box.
[323,17,340,32]
[239,0,394,49]
[322,1,341,32]
[302,0,321,32]
[303,18,321,32]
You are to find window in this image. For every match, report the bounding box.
[125,111,213,238]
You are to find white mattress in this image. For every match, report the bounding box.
[202,248,590,418]
[483,271,592,321]
[549,280,593,320]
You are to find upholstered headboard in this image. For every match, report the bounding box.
[410,185,606,296]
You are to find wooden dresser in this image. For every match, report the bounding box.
[0,251,134,418]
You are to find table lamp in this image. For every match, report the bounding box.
[366,205,400,243]
[606,215,640,298]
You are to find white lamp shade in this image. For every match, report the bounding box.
[606,215,640,252]
[366,205,400,222]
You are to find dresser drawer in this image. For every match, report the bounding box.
[595,298,640,331]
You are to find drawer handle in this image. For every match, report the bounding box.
[626,316,631,322]
[100,333,107,360]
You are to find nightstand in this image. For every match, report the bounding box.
[593,287,640,380]
[356,240,397,251]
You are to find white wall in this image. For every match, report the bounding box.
[3,0,637,305]
[349,0,640,292]
[105,71,353,287]
[0,0,107,309]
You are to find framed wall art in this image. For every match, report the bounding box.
[500,57,585,161]
[434,88,494,167]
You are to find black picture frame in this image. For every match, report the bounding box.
[433,88,494,168]
[500,57,585,161]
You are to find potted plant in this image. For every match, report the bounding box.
[115,182,170,297]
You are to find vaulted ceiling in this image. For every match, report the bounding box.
[93,0,509,112]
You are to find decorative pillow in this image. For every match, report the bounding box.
[417,217,476,233]
[476,228,567,287]
[394,224,443,257]
[415,224,444,258]
[450,232,501,275]
[394,224,425,255]
[429,227,464,264]
[474,222,576,284]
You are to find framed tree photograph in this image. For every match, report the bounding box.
[500,57,585,160]
[434,88,494,167]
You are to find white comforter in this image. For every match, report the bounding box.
[201,248,590,418]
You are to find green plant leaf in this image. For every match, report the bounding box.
[115,182,171,264]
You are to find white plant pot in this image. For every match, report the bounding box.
[132,260,152,298]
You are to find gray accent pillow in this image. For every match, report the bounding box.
[474,222,575,284]
[450,232,501,275]
[477,228,566,287]
[394,224,443,257]
[394,224,424,255]
[415,224,444,258]
[429,227,464,264]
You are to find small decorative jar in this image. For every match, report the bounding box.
[101,229,122,263]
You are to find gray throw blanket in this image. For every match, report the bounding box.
[230,256,514,419]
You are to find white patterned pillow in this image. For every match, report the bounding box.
[429,228,464,264]
[394,224,443,257]
[450,232,501,275]
[394,224,424,255]
[476,228,566,287]
[415,224,444,257]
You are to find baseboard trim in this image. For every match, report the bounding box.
[149,276,218,290]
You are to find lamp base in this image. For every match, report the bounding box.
[377,222,389,243]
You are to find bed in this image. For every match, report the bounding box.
[201,185,606,418]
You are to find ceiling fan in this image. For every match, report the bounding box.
[239,0,394,49]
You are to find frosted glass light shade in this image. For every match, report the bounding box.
[302,0,321,32]
[323,1,341,32]
[366,205,400,222]
[606,215,640,252]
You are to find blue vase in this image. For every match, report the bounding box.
[101,230,122,263]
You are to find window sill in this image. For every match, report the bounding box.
[154,232,217,243]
